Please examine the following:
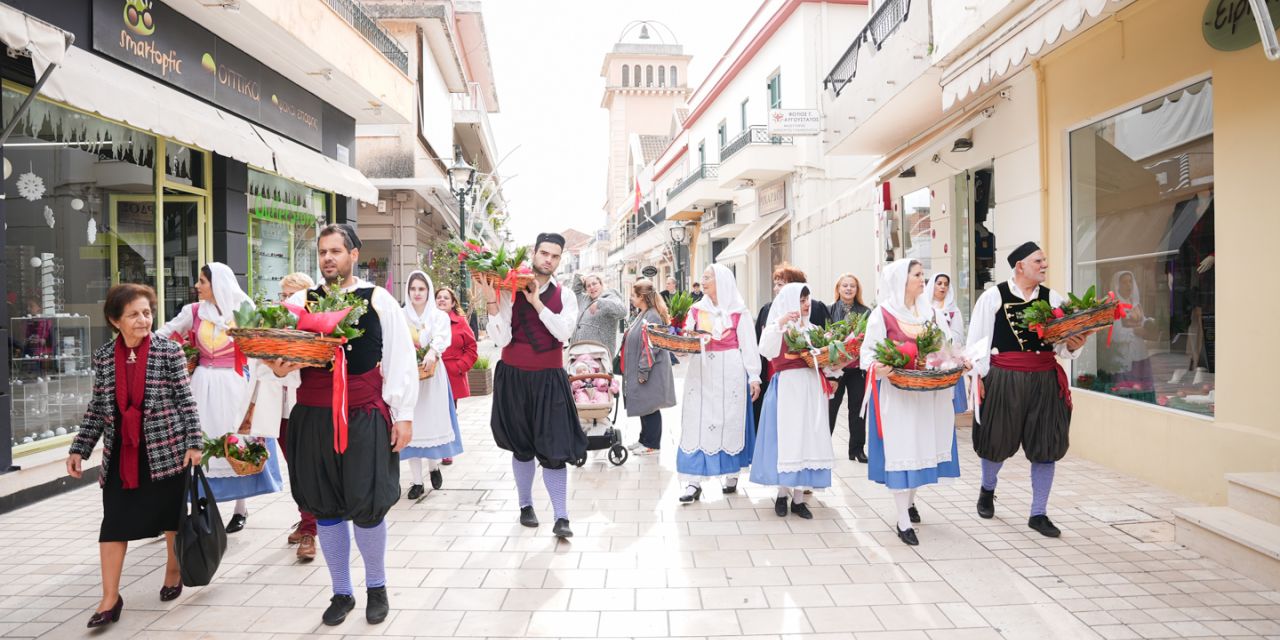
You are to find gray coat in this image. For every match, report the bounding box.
[571,278,627,356]
[621,308,677,417]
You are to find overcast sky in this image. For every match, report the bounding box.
[482,0,761,243]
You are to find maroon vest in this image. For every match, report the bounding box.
[502,281,564,371]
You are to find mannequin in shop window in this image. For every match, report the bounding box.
[1164,190,1214,386]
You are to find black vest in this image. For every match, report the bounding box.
[308,285,382,375]
[992,282,1052,353]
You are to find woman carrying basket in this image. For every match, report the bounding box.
[859,259,965,546]
[675,264,761,503]
[158,262,282,534]
[927,272,970,417]
[399,271,463,498]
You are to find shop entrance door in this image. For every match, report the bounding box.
[951,167,995,315]
[109,195,204,323]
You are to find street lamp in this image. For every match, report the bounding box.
[668,221,691,290]
[447,145,478,312]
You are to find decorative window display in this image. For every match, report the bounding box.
[247,170,329,300]
[1069,79,1214,416]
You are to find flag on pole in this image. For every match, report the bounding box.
[633,176,641,215]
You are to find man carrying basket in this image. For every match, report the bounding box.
[965,242,1093,538]
[265,224,418,626]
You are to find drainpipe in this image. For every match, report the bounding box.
[1034,60,1050,253]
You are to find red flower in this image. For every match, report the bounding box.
[226,434,239,445]
[1051,308,1066,319]
[464,241,485,253]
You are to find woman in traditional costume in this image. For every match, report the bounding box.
[927,272,969,415]
[399,271,463,498]
[750,283,834,519]
[158,262,282,533]
[860,259,962,546]
[676,264,761,502]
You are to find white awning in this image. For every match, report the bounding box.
[252,126,378,204]
[940,0,1127,110]
[0,3,73,71]
[716,211,788,262]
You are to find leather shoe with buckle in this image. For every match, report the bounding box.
[679,485,702,503]
[297,534,317,562]
[86,596,123,628]
[519,505,539,528]
[1028,515,1061,538]
[366,586,390,624]
[322,594,356,626]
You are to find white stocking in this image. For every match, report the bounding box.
[893,490,913,531]
[776,487,789,499]
[791,488,806,504]
[409,458,424,485]
[234,499,248,516]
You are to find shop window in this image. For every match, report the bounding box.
[1069,79,1214,415]
[900,187,932,270]
[247,169,330,300]
[2,85,156,453]
[165,141,205,189]
[356,239,392,290]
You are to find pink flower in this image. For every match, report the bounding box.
[1051,308,1066,319]
[226,434,239,445]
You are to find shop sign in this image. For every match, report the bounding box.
[1203,0,1280,51]
[93,0,324,149]
[767,109,821,135]
[758,181,787,215]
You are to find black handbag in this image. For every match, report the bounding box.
[176,465,227,587]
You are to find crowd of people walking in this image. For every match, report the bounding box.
[64,222,1096,629]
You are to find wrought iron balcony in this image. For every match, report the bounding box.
[824,0,912,97]
[720,126,794,163]
[323,0,410,74]
[667,164,719,199]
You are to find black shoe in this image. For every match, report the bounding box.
[321,594,356,626]
[852,449,868,463]
[366,586,389,624]
[226,514,247,533]
[896,525,919,546]
[679,485,702,503]
[722,481,738,494]
[430,468,443,490]
[552,518,573,538]
[977,488,996,519]
[774,497,789,517]
[519,506,539,528]
[159,583,182,602]
[86,596,123,628]
[407,484,425,500]
[1028,515,1061,538]
[908,506,921,524]
[790,502,813,519]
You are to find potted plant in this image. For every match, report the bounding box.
[468,355,494,396]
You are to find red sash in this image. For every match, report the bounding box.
[991,351,1072,410]
[296,365,390,454]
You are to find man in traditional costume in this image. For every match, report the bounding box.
[966,242,1092,537]
[478,232,586,538]
[267,224,417,625]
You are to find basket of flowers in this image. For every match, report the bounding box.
[227,285,365,366]
[643,292,706,353]
[202,433,269,476]
[874,321,965,391]
[1018,285,1128,345]
[182,343,199,375]
[417,346,437,380]
[784,317,861,369]
[451,239,535,301]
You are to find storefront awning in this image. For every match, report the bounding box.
[252,126,378,204]
[0,3,72,71]
[716,211,788,262]
[940,0,1128,110]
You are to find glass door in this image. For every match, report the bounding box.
[109,194,203,323]
[163,196,203,322]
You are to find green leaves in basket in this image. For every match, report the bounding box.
[311,281,368,341]
[873,338,912,368]
[914,321,946,359]
[448,238,530,277]
[200,433,268,469]
[1016,284,1105,331]
[666,291,695,326]
[232,299,297,330]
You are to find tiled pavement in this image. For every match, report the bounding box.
[1,365,1278,639]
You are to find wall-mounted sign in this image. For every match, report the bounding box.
[758,180,787,215]
[768,108,821,135]
[1203,0,1280,51]
[93,0,324,149]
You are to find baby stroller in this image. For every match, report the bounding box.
[565,340,628,466]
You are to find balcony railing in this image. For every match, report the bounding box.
[323,0,410,74]
[824,0,912,97]
[667,164,720,199]
[720,126,794,163]
[637,207,667,236]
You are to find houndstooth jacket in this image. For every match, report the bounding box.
[69,334,203,485]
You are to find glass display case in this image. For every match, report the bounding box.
[250,214,293,301]
[9,314,93,447]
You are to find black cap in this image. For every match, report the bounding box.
[1007,241,1040,268]
[535,232,565,249]
[337,223,363,250]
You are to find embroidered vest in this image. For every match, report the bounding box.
[992,282,1052,353]
[502,282,564,370]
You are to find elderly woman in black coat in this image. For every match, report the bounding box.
[621,279,677,454]
[66,284,203,628]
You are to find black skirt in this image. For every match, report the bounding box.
[100,448,185,543]
[973,366,1072,464]
[491,362,586,469]
[284,404,399,527]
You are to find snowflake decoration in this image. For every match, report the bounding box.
[16,171,45,201]
[87,217,97,245]
[43,205,55,229]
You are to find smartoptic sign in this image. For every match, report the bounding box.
[93,0,324,150]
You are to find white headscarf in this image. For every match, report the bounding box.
[1111,270,1141,307]
[876,259,931,324]
[765,282,812,329]
[202,262,251,331]
[691,263,749,338]
[927,272,959,315]
[401,270,441,330]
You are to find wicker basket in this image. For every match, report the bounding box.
[644,325,705,354]
[1038,301,1118,344]
[227,328,344,366]
[788,347,854,370]
[888,367,965,391]
[418,358,438,380]
[185,352,198,375]
[477,270,536,293]
[223,440,267,476]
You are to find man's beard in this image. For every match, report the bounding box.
[532,263,553,276]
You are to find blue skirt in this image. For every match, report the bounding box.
[867,390,961,490]
[749,377,832,489]
[676,386,755,477]
[952,379,968,413]
[402,386,465,460]
[205,438,284,502]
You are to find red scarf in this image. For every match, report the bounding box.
[113,335,150,489]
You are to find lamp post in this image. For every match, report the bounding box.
[447,145,478,312]
[668,221,690,290]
